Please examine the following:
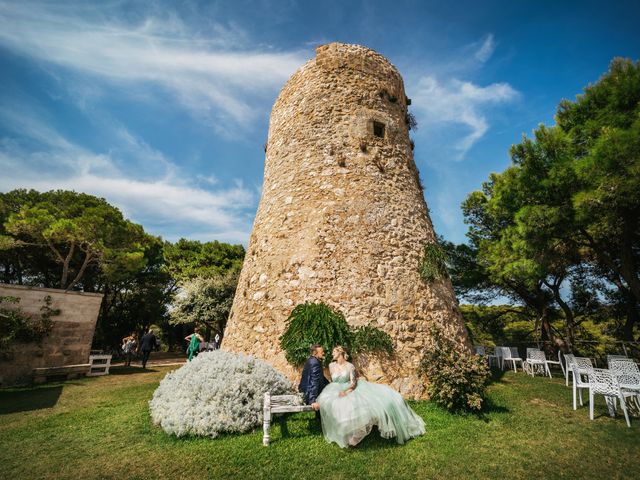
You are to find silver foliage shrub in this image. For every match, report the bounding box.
[149,350,296,437]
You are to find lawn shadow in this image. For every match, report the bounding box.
[0,384,63,414]
[270,413,408,451]
[267,412,322,444]
[476,395,510,420]
[487,368,507,385]
[355,425,416,451]
[110,366,161,375]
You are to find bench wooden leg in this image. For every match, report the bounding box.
[263,393,271,446]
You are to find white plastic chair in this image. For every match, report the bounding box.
[558,350,566,376]
[524,350,546,377]
[570,357,593,410]
[607,355,630,368]
[609,359,640,375]
[540,350,561,375]
[609,360,640,408]
[501,347,523,372]
[526,347,541,357]
[489,346,503,368]
[563,353,576,386]
[587,368,632,427]
[607,354,629,361]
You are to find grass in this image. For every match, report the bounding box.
[0,367,638,480]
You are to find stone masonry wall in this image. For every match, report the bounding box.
[0,283,103,386]
[222,43,471,398]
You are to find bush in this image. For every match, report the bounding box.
[419,326,490,412]
[279,303,395,366]
[149,351,295,438]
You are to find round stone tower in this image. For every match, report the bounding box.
[222,43,471,398]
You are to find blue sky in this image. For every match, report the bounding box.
[1,0,639,246]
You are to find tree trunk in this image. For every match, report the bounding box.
[546,278,575,350]
[65,252,92,291]
[60,242,75,289]
[622,293,639,341]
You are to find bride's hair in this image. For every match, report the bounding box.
[333,345,349,360]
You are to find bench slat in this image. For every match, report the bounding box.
[271,406,314,413]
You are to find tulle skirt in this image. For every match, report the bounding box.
[317,379,426,448]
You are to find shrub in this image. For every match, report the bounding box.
[279,303,395,366]
[405,111,418,131]
[149,351,295,438]
[419,326,490,412]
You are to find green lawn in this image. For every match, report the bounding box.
[0,367,638,480]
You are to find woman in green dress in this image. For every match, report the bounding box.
[185,328,204,361]
[316,346,425,448]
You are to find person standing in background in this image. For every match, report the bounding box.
[140,328,157,369]
[121,333,137,367]
[185,328,204,361]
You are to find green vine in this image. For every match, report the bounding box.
[419,242,448,283]
[0,294,60,359]
[351,324,394,355]
[279,302,394,366]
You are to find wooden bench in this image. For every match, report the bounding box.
[263,393,314,446]
[88,354,112,376]
[33,364,90,383]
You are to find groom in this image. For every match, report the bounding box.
[299,344,329,414]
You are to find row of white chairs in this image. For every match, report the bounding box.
[565,354,640,427]
[475,346,640,427]
[475,346,560,376]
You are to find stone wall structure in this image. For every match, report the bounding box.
[222,43,471,398]
[0,283,103,386]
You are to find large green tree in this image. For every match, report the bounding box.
[163,238,245,284]
[1,190,150,291]
[556,58,640,338]
[92,235,175,350]
[169,272,240,340]
[457,57,640,344]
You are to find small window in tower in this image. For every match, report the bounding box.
[373,121,385,139]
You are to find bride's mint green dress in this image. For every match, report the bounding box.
[317,362,425,448]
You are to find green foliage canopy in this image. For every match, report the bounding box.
[169,272,239,337]
[1,190,151,291]
[457,57,640,344]
[163,239,245,283]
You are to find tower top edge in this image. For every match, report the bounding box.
[314,42,403,81]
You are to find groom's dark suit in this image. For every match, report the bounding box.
[298,356,329,405]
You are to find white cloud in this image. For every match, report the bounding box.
[474,34,496,63]
[0,107,256,244]
[0,1,308,131]
[411,75,519,158]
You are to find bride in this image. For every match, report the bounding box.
[315,346,425,448]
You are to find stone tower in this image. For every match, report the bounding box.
[222,43,471,398]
